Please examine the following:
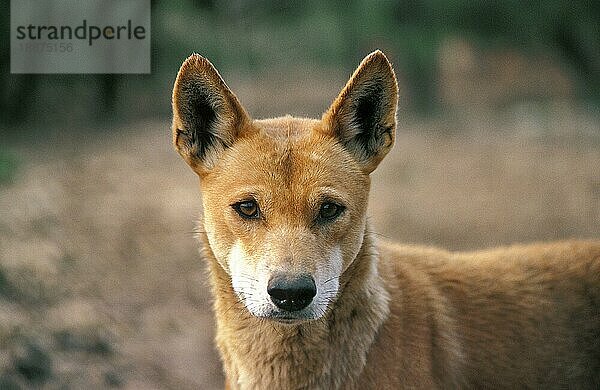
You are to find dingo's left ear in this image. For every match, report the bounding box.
[172,54,251,175]
[322,50,398,173]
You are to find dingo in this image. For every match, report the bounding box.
[171,51,600,389]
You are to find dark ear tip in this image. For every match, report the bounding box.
[360,50,398,95]
[360,50,397,85]
[366,49,386,59]
[173,53,223,106]
[363,50,391,67]
[178,53,215,75]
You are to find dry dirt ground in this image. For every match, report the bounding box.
[1,111,599,388]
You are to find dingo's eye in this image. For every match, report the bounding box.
[319,202,344,221]
[233,200,260,219]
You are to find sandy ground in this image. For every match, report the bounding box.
[1,112,599,388]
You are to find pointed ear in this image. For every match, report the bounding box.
[321,50,398,173]
[172,54,251,174]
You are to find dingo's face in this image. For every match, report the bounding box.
[172,51,398,323]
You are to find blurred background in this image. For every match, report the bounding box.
[1,1,599,389]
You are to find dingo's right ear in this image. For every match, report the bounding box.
[172,54,251,174]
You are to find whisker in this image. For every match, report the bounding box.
[238,273,259,282]
[319,288,339,294]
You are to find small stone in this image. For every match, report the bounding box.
[0,374,22,390]
[14,342,52,384]
[104,371,124,388]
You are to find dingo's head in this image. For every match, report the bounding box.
[172,51,398,324]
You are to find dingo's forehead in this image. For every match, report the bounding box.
[203,117,369,203]
[254,116,320,139]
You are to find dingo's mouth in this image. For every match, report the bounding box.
[272,317,303,324]
[266,314,313,324]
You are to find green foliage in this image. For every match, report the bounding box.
[0,151,19,185]
[1,0,598,125]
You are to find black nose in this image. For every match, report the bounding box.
[267,274,317,312]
